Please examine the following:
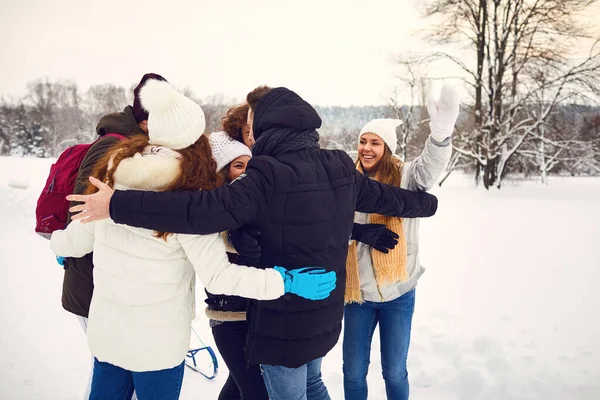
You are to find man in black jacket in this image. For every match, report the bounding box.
[69,86,438,400]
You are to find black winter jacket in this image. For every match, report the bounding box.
[62,106,144,317]
[108,89,437,367]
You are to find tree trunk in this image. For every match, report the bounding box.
[475,161,482,186]
[475,0,487,129]
[539,139,548,185]
[483,156,498,189]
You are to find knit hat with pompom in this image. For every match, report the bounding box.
[139,79,206,150]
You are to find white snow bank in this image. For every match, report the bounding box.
[1,156,599,400]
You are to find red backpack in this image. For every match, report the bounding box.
[35,133,126,239]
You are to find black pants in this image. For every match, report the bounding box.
[212,321,269,400]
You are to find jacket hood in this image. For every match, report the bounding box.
[112,146,181,192]
[252,87,322,140]
[96,106,146,137]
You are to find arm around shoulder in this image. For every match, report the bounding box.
[109,157,276,235]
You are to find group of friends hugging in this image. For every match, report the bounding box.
[50,72,460,400]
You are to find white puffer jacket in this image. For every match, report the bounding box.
[51,148,284,372]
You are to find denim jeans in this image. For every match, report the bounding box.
[89,358,185,400]
[77,317,138,400]
[261,357,330,400]
[343,289,416,400]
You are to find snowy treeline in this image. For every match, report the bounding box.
[0,77,598,186]
[0,79,236,159]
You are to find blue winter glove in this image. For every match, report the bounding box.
[274,266,337,301]
[56,256,66,266]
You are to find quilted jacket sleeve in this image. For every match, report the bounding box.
[50,221,96,258]
[401,136,452,191]
[354,171,438,218]
[109,157,275,235]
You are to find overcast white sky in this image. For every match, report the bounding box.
[2,0,598,106]
[0,0,438,106]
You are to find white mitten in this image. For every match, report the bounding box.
[427,85,460,142]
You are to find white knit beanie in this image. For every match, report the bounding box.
[358,118,403,154]
[139,79,206,150]
[209,131,252,172]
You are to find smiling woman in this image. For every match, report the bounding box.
[343,86,459,400]
[357,120,402,186]
[358,133,385,169]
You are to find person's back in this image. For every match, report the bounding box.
[246,147,358,367]
[242,87,435,369]
[61,139,223,371]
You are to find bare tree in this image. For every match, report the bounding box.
[425,0,600,188]
[388,56,430,161]
[85,84,128,121]
[24,78,88,156]
[198,94,238,134]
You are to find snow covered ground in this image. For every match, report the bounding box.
[1,155,599,400]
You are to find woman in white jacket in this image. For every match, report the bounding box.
[342,86,460,400]
[50,79,336,400]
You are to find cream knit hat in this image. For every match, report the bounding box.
[209,131,252,172]
[358,118,403,154]
[139,79,206,150]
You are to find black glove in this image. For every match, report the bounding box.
[229,226,261,265]
[351,223,399,253]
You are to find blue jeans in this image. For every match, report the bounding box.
[89,358,185,400]
[261,358,330,400]
[343,289,416,400]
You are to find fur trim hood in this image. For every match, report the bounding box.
[113,145,181,191]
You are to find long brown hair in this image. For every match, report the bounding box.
[86,134,223,239]
[358,144,402,186]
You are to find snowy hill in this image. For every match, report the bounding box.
[1,156,599,400]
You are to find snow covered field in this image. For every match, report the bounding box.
[1,156,599,400]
